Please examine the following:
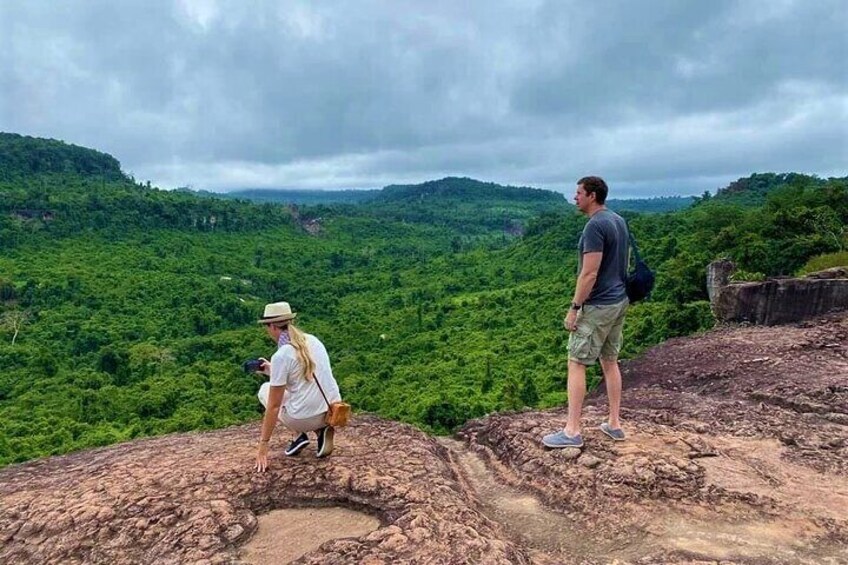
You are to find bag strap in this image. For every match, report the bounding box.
[312,373,332,409]
[628,230,644,264]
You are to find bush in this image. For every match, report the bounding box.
[797,251,848,275]
[730,269,766,282]
[422,399,471,433]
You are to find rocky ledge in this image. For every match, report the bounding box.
[2,313,846,564]
[708,261,848,325]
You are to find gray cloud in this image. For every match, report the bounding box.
[1,0,845,197]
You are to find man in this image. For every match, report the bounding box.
[543,176,629,448]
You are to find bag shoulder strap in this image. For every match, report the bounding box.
[628,230,644,264]
[312,373,331,408]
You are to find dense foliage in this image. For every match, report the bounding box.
[1,137,845,466]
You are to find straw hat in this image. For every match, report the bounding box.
[257,301,297,325]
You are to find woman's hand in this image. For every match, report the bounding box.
[255,441,270,472]
[259,357,271,376]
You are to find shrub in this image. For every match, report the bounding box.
[797,251,848,275]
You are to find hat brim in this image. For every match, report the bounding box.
[257,313,297,325]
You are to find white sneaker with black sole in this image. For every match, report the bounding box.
[316,426,334,458]
[284,433,310,456]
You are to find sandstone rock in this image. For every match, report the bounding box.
[556,448,582,461]
[707,260,848,325]
[0,417,534,564]
[579,454,602,469]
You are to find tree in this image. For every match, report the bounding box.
[1,310,29,345]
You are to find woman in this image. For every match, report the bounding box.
[254,301,342,472]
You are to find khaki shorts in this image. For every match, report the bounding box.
[568,298,629,366]
[257,382,328,433]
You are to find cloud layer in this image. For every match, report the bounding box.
[1,0,846,196]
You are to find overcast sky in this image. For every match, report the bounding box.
[1,1,846,196]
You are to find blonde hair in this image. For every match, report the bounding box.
[277,320,315,381]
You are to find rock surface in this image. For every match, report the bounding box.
[2,313,846,564]
[708,260,848,325]
[460,311,848,563]
[1,416,532,564]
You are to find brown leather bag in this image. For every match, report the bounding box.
[325,401,352,427]
[314,375,351,427]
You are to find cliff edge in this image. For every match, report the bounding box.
[2,313,846,564]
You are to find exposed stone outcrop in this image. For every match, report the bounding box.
[287,204,323,235]
[0,417,534,564]
[708,260,848,325]
[705,258,735,304]
[2,313,846,564]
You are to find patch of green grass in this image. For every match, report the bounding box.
[797,251,848,275]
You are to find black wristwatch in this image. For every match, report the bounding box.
[571,302,582,311]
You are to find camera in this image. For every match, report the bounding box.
[242,359,265,373]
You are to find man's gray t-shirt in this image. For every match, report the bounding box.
[577,209,629,305]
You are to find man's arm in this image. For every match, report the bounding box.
[564,251,602,331]
[573,251,603,306]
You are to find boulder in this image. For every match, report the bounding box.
[707,260,848,324]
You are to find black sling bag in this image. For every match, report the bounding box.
[625,231,655,303]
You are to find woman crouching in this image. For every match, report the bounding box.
[254,301,342,472]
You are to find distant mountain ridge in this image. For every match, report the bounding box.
[377,177,566,203]
[215,177,567,207]
[217,188,378,205]
[606,195,696,214]
[2,133,843,209]
[212,177,573,235]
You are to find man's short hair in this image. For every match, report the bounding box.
[577,176,608,205]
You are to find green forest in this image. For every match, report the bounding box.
[1,132,846,466]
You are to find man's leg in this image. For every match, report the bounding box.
[599,299,628,432]
[543,306,602,448]
[565,360,588,436]
[600,358,622,429]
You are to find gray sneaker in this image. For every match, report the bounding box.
[542,430,583,448]
[599,423,626,441]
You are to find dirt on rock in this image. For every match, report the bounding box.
[242,507,380,564]
[1,313,846,564]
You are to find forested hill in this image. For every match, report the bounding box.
[361,177,572,235]
[210,177,573,235]
[377,177,564,203]
[217,177,566,207]
[0,136,298,245]
[0,132,123,181]
[190,177,572,236]
[711,172,846,206]
[1,134,846,467]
